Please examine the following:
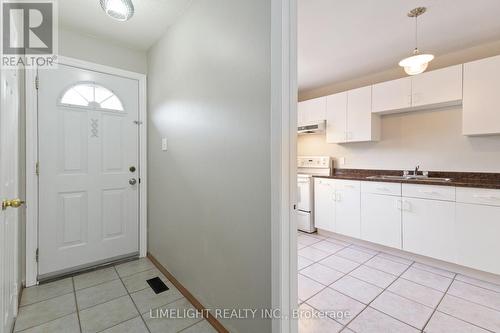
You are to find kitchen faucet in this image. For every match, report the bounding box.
[414,165,420,175]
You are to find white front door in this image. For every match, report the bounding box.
[38,64,140,277]
[0,69,20,333]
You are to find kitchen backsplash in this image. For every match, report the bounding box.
[298,106,500,173]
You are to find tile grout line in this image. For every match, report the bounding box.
[300,233,500,332]
[421,272,457,332]
[113,265,152,333]
[19,266,160,309]
[337,260,421,330]
[422,276,498,333]
[72,278,83,333]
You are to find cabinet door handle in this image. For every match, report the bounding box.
[335,192,341,202]
[396,199,402,210]
[472,194,500,200]
[403,200,411,211]
[419,190,439,195]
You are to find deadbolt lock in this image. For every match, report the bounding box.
[129,166,136,172]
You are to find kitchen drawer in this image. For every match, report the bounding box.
[402,184,455,201]
[314,178,335,187]
[361,181,401,196]
[333,179,360,191]
[456,187,500,206]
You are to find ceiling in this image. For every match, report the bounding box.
[299,0,500,92]
[59,0,193,51]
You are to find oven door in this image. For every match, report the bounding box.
[297,175,312,212]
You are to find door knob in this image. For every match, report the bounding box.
[129,178,137,185]
[2,198,25,210]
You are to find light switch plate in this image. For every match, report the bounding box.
[161,138,168,151]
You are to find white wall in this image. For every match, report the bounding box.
[298,106,500,172]
[59,28,147,73]
[147,0,271,332]
[298,42,500,173]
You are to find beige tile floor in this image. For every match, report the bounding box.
[14,258,217,333]
[297,232,500,333]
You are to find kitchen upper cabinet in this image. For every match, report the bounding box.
[360,181,402,249]
[314,178,335,232]
[463,55,500,136]
[326,87,380,144]
[347,86,380,142]
[456,187,500,275]
[334,180,361,238]
[372,77,412,114]
[298,96,326,126]
[402,197,456,263]
[412,65,463,108]
[326,92,347,143]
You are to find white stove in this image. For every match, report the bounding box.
[297,156,332,233]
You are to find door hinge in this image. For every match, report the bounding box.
[35,76,39,90]
[35,248,39,262]
[35,162,39,176]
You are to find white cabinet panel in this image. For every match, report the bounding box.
[402,198,456,263]
[347,86,380,142]
[361,193,402,249]
[456,187,500,207]
[402,184,455,201]
[326,92,347,143]
[372,77,412,114]
[335,181,361,238]
[463,55,500,135]
[412,65,463,108]
[298,97,326,126]
[314,178,335,232]
[456,203,500,275]
[361,181,401,196]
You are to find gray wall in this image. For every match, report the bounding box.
[59,28,147,74]
[147,1,272,332]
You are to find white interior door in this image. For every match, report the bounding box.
[38,64,140,277]
[0,69,20,333]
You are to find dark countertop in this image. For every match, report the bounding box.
[314,169,500,189]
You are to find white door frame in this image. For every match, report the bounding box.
[25,56,147,287]
[271,0,298,332]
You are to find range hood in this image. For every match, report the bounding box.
[298,120,326,135]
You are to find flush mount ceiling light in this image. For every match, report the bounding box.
[399,7,434,76]
[100,0,135,22]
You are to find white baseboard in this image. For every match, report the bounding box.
[317,229,500,286]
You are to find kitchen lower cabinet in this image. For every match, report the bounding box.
[402,198,456,263]
[335,181,361,238]
[314,178,335,232]
[361,193,402,249]
[456,203,500,275]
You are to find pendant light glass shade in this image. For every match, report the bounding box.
[399,7,434,76]
[100,0,134,22]
[399,53,435,75]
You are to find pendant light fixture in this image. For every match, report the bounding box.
[399,7,434,75]
[100,0,135,22]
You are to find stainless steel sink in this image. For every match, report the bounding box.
[366,175,452,182]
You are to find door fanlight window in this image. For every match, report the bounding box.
[60,82,124,111]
